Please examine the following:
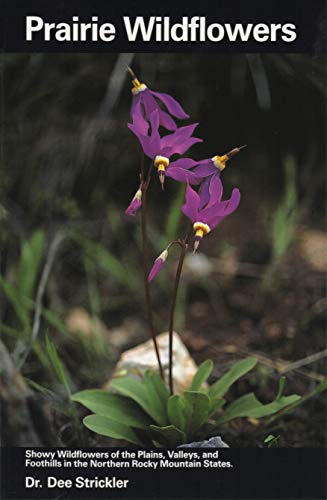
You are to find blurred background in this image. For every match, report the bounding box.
[0,53,326,447]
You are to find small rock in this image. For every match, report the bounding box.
[179,436,229,448]
[105,332,198,394]
[300,229,327,272]
[66,308,107,338]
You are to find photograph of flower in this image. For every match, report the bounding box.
[1,54,325,450]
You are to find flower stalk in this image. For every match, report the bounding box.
[140,160,164,380]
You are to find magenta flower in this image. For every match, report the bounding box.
[128,107,202,186]
[130,75,189,131]
[125,188,142,216]
[182,176,241,252]
[191,146,247,207]
[148,249,169,282]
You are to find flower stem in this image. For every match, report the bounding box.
[140,167,164,380]
[168,233,191,394]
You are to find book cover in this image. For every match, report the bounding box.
[1,1,326,499]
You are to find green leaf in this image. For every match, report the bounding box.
[276,376,286,400]
[264,377,327,426]
[183,391,211,437]
[43,308,69,336]
[208,357,258,398]
[215,392,301,425]
[150,425,186,447]
[110,376,158,422]
[83,415,142,446]
[45,336,71,398]
[72,389,153,429]
[0,275,30,328]
[143,371,168,426]
[208,396,226,417]
[167,395,186,430]
[189,360,214,391]
[17,230,45,300]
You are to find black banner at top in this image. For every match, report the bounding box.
[1,0,326,53]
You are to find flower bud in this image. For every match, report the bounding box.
[148,249,169,283]
[125,189,142,216]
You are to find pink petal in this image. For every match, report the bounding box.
[206,175,223,206]
[151,90,189,120]
[206,189,241,228]
[148,257,165,282]
[182,184,200,222]
[163,136,202,157]
[158,109,177,131]
[125,198,142,217]
[130,99,149,136]
[199,177,211,208]
[160,123,200,151]
[166,167,202,184]
[192,162,216,179]
[169,158,198,170]
[143,91,177,130]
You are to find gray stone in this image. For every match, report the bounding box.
[179,436,229,448]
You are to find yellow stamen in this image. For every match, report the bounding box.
[212,145,246,171]
[193,222,211,238]
[131,78,147,95]
[154,156,170,172]
[212,155,228,170]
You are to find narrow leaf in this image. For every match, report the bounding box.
[189,360,214,391]
[183,391,210,437]
[45,336,71,398]
[143,371,169,426]
[167,395,186,430]
[17,230,45,300]
[208,396,226,417]
[208,357,258,398]
[215,392,300,425]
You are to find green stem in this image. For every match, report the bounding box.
[168,242,187,394]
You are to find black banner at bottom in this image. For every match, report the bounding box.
[1,447,326,500]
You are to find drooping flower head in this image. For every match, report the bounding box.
[125,187,142,216]
[128,107,202,187]
[129,68,189,131]
[182,176,241,252]
[191,146,246,207]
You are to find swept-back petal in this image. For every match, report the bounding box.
[199,177,211,209]
[166,166,202,184]
[130,99,149,136]
[151,90,189,119]
[192,161,216,179]
[206,175,223,206]
[160,123,200,151]
[205,188,241,228]
[182,183,200,222]
[158,109,178,131]
[168,158,198,170]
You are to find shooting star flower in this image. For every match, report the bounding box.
[129,69,189,131]
[191,146,246,207]
[182,176,241,252]
[128,108,202,187]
